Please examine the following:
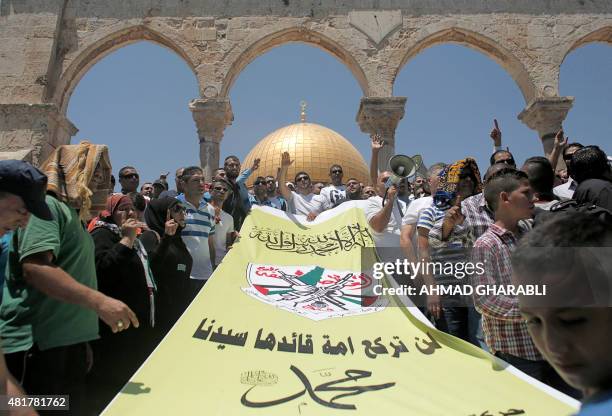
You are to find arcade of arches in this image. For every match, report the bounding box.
[0,0,611,179]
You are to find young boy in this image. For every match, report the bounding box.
[512,212,612,414]
[472,170,546,376]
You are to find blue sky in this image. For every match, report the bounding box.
[68,41,611,189]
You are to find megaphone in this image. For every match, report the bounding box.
[386,155,417,188]
[410,154,428,179]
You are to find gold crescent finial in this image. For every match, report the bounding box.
[300,100,307,122]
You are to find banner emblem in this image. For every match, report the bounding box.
[243,264,387,321]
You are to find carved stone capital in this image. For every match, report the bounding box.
[518,97,574,155]
[356,97,406,171]
[356,97,407,139]
[189,98,233,144]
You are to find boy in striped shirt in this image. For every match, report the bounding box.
[177,166,216,284]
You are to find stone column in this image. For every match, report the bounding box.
[518,97,574,158]
[356,97,407,172]
[189,98,234,181]
[0,104,77,166]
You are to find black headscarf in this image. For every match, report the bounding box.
[145,197,184,237]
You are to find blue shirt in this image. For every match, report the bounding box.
[578,391,612,416]
[249,194,287,211]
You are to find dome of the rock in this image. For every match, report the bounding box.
[242,119,369,188]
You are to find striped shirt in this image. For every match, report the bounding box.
[417,205,445,231]
[472,224,542,361]
[421,205,472,287]
[177,194,216,280]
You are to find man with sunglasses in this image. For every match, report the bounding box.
[208,178,235,266]
[278,152,324,220]
[320,165,347,210]
[265,175,287,211]
[250,176,273,207]
[118,166,140,195]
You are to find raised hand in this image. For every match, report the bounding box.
[490,119,502,146]
[281,151,294,168]
[165,209,178,236]
[121,216,146,240]
[252,158,261,171]
[371,133,385,151]
[554,129,568,149]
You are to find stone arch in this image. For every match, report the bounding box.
[560,25,612,65]
[220,27,370,97]
[391,27,536,103]
[55,25,199,114]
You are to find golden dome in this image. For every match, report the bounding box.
[242,120,370,188]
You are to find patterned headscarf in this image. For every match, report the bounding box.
[88,194,133,234]
[434,158,483,209]
[39,141,112,221]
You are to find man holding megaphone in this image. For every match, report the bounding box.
[365,135,418,255]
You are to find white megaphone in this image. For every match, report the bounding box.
[385,154,417,188]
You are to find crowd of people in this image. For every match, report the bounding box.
[0,120,610,415]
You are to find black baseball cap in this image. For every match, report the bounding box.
[0,160,53,220]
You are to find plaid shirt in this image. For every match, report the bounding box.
[472,224,542,361]
[460,193,494,240]
[430,193,532,246]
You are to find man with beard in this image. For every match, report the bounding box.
[344,178,363,201]
[320,165,346,209]
[278,152,324,221]
[222,156,259,230]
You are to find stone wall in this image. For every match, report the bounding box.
[0,0,610,168]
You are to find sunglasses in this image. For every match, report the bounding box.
[495,158,515,166]
[266,179,275,184]
[122,173,139,179]
[296,176,310,182]
[331,169,343,174]
[254,181,266,186]
[213,186,228,192]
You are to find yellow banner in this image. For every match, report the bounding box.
[102,204,577,416]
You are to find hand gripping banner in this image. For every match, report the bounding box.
[102,203,578,415]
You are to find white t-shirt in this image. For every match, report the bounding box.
[319,185,346,210]
[553,178,577,200]
[289,191,324,216]
[364,195,409,248]
[207,206,235,265]
[402,196,433,226]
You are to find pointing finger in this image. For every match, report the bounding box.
[493,119,499,130]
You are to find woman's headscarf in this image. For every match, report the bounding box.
[39,141,112,221]
[434,158,483,209]
[88,194,133,233]
[145,197,183,237]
